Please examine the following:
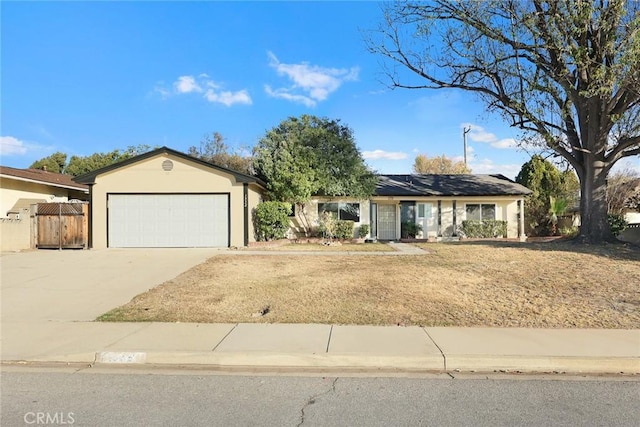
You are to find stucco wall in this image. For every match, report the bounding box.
[370,196,523,239]
[0,179,86,218]
[247,183,263,243]
[290,198,371,238]
[0,217,31,251]
[89,153,256,248]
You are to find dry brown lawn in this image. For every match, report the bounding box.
[98,241,640,328]
[249,242,393,252]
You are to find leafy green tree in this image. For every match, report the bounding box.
[253,115,377,234]
[30,145,153,176]
[29,152,68,173]
[367,0,640,243]
[65,145,153,176]
[188,132,253,175]
[516,155,579,235]
[413,154,471,174]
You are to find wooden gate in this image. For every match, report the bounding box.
[34,203,88,249]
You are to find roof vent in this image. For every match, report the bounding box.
[162,160,174,171]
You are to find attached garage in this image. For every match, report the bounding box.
[108,194,230,248]
[74,147,264,249]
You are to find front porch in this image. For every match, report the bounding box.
[369,197,527,242]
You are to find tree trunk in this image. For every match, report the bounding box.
[576,160,616,243]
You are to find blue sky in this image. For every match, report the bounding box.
[3,1,634,178]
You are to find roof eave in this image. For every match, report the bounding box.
[72,146,262,185]
[1,173,89,193]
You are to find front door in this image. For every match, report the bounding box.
[377,204,397,240]
[417,202,434,238]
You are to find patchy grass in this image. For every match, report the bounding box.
[98,241,640,328]
[249,242,394,252]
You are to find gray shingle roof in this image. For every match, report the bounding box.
[375,174,532,197]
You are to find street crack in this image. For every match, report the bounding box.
[297,377,338,427]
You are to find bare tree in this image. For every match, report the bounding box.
[188,132,253,175]
[413,153,471,174]
[367,0,640,243]
[607,167,640,215]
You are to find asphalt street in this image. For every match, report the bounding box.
[1,368,638,426]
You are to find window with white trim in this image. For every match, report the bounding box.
[465,204,496,221]
[318,202,360,222]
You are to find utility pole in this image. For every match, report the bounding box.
[463,126,471,167]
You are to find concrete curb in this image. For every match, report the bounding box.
[4,352,637,375]
[443,355,640,374]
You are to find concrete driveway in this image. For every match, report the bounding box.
[0,248,223,322]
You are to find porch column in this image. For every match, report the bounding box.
[519,199,526,242]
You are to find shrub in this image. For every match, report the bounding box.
[319,211,338,239]
[334,220,355,240]
[358,224,370,238]
[607,214,627,237]
[559,226,579,238]
[461,220,507,238]
[253,201,291,241]
[401,221,422,238]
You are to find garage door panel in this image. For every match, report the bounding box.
[108,194,229,248]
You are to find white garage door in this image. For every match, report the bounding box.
[108,194,229,248]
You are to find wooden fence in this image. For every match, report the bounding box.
[32,203,88,249]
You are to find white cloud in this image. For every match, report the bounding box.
[154,75,252,106]
[363,150,408,160]
[462,123,518,149]
[174,75,202,94]
[0,136,28,156]
[153,84,171,99]
[204,89,252,107]
[468,158,522,179]
[264,85,315,108]
[266,51,359,106]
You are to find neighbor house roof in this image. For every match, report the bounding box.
[73,146,265,187]
[0,166,89,192]
[375,174,532,197]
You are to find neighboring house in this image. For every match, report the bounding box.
[296,174,532,241]
[73,146,264,249]
[0,166,89,251]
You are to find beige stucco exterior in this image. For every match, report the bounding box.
[87,151,263,248]
[363,196,525,240]
[291,195,525,240]
[290,198,371,238]
[0,172,88,251]
[0,177,87,219]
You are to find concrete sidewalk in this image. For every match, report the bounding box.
[2,322,638,375]
[1,247,637,375]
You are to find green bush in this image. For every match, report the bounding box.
[358,224,370,238]
[559,226,579,238]
[461,220,508,238]
[401,221,423,238]
[334,220,355,240]
[607,214,627,237]
[253,201,291,241]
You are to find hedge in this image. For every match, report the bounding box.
[334,220,355,240]
[461,220,507,238]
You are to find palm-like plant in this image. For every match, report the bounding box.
[548,197,568,235]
